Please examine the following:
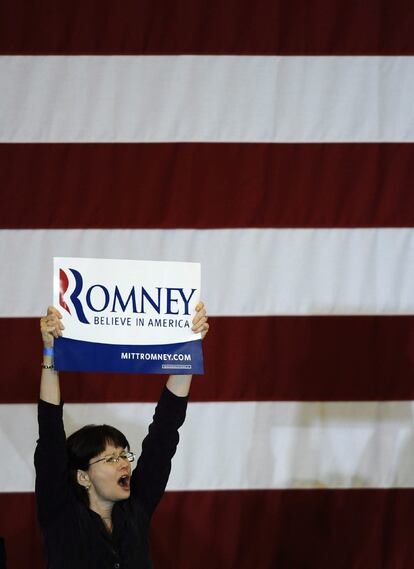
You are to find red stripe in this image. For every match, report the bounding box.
[0,0,413,55]
[2,316,414,404]
[1,489,414,568]
[1,143,413,229]
[154,490,414,569]
[0,494,43,569]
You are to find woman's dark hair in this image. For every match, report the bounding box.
[66,424,130,505]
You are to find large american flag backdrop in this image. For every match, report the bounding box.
[1,2,414,568]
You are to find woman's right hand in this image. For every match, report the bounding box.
[40,306,64,348]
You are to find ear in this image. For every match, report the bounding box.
[77,469,90,489]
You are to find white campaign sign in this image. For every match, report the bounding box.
[53,257,203,374]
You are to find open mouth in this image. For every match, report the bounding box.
[118,475,130,490]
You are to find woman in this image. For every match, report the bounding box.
[35,303,209,568]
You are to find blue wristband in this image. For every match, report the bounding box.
[43,347,54,357]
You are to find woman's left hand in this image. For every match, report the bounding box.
[192,301,209,340]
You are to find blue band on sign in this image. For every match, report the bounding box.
[43,347,54,357]
[55,337,204,375]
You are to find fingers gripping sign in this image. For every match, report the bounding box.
[192,301,209,340]
[40,306,64,348]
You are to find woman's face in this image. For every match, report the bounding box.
[86,444,132,504]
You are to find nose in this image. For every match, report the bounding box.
[118,460,130,472]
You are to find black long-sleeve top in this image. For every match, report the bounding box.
[34,387,187,569]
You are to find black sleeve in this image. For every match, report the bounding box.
[34,400,69,526]
[131,386,188,518]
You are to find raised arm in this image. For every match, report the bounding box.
[39,306,64,404]
[132,301,209,517]
[35,307,68,526]
[166,301,209,397]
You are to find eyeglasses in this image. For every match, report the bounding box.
[89,451,136,466]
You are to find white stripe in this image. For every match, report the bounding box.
[2,400,414,492]
[1,228,414,317]
[1,56,413,142]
